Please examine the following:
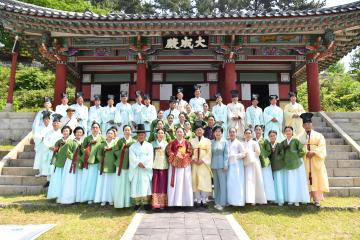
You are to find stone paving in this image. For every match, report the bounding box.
[132,210,240,240]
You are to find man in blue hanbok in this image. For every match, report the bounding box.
[263,95,284,141]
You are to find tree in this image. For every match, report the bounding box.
[350,48,360,75]
[275,0,325,11]
[154,0,192,14]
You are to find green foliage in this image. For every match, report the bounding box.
[350,48,360,75]
[298,62,360,112]
[15,67,54,90]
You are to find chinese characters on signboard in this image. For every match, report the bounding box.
[163,36,209,50]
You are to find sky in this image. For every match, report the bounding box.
[326,0,359,70]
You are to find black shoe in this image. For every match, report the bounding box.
[202,203,208,208]
[43,181,49,188]
[194,202,199,208]
[144,205,151,211]
[134,205,141,211]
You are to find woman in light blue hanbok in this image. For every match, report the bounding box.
[227,127,246,206]
[282,126,310,206]
[263,95,284,142]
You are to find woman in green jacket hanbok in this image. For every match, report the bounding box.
[148,119,171,143]
[113,125,137,208]
[164,114,176,140]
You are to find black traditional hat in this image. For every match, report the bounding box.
[134,124,149,133]
[212,125,223,133]
[269,95,279,100]
[42,110,52,119]
[61,92,68,99]
[177,87,184,94]
[251,94,259,101]
[230,90,239,98]
[215,92,222,99]
[192,120,207,131]
[94,94,101,100]
[143,93,151,100]
[289,91,297,97]
[135,90,142,98]
[76,92,83,98]
[107,94,115,100]
[120,91,128,97]
[169,96,177,103]
[44,96,52,103]
[194,84,201,91]
[52,113,63,122]
[300,112,314,123]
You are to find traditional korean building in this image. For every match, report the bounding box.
[1,0,360,111]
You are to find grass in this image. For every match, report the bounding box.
[0,194,134,240]
[0,144,14,151]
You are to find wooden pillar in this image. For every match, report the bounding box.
[6,51,18,110]
[54,60,67,106]
[136,59,147,94]
[306,54,321,112]
[222,57,237,104]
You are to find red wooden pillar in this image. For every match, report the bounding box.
[222,57,237,104]
[136,59,147,94]
[6,51,18,108]
[306,54,321,112]
[54,59,67,106]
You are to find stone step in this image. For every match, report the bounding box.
[314,127,334,133]
[313,121,327,127]
[311,116,323,123]
[326,138,345,145]
[18,151,35,159]
[329,177,360,187]
[0,185,44,195]
[0,175,47,186]
[327,145,353,152]
[23,144,35,152]
[326,152,358,160]
[327,160,360,168]
[327,187,360,197]
[1,167,38,176]
[328,168,360,177]
[8,159,34,167]
[322,132,339,138]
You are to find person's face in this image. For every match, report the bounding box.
[144,99,150,106]
[186,105,192,113]
[184,122,191,130]
[158,111,164,119]
[77,97,84,105]
[177,92,183,99]
[43,118,50,126]
[232,96,238,102]
[197,112,204,120]
[157,130,165,141]
[214,128,222,139]
[195,128,204,137]
[157,121,164,129]
[121,96,127,103]
[108,99,114,106]
[67,110,75,117]
[170,102,176,109]
[179,114,186,122]
[137,132,146,142]
[123,126,131,137]
[290,96,297,103]
[285,128,293,138]
[44,102,52,109]
[208,117,215,127]
[252,99,258,106]
[270,99,277,105]
[53,121,61,130]
[62,128,70,139]
[216,97,222,104]
[255,127,263,137]
[269,133,277,143]
[106,130,115,140]
[229,128,237,140]
[74,129,84,140]
[194,89,201,97]
[167,116,174,124]
[303,122,313,132]
[136,96,142,103]
[61,97,68,105]
[176,128,184,140]
[91,124,100,135]
[95,99,101,106]
[244,131,252,140]
[203,104,209,111]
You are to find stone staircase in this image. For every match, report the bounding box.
[0,141,47,195]
[326,112,360,146]
[312,113,360,197]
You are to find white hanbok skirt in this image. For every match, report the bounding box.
[47,167,63,200]
[80,164,99,202]
[58,159,77,204]
[227,160,245,206]
[167,165,193,207]
[244,159,267,204]
[262,165,276,202]
[94,172,115,203]
[284,159,310,203]
[76,169,83,202]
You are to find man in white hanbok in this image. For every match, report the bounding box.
[55,92,69,117]
[263,95,284,142]
[32,97,54,135]
[189,85,206,113]
[164,96,180,125]
[101,95,116,135]
[284,92,305,138]
[132,91,144,125]
[129,124,153,209]
[60,107,78,131]
[176,87,188,113]
[246,94,264,138]
[33,111,52,171]
[141,93,157,138]
[227,90,246,139]
[212,93,228,140]
[71,92,89,132]
[114,91,134,138]
[88,95,103,133]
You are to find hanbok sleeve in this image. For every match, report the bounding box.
[246,108,252,127]
[223,141,229,169]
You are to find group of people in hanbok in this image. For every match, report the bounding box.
[32,85,329,210]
